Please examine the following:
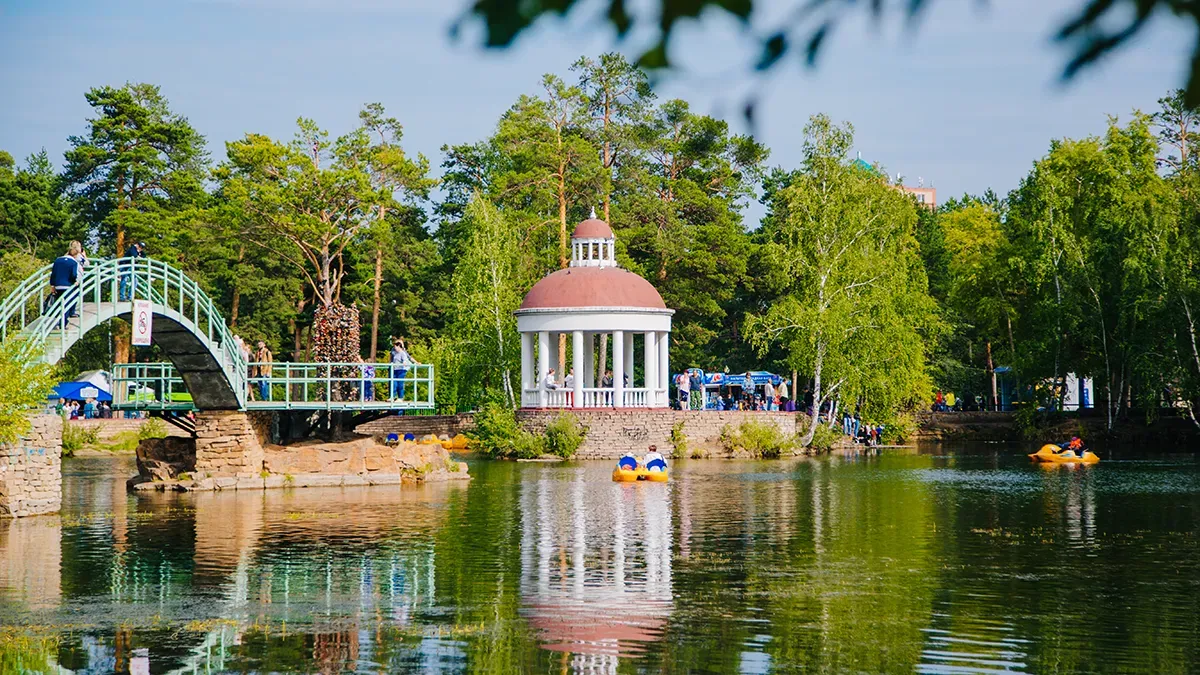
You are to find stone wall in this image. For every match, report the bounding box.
[355,414,475,438]
[0,415,63,517]
[194,411,264,478]
[516,409,797,459]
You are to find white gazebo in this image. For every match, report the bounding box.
[517,217,673,409]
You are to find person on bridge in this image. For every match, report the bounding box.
[119,241,145,301]
[48,243,82,325]
[252,341,273,401]
[391,338,413,402]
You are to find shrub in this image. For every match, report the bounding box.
[668,420,689,459]
[808,423,839,452]
[470,399,545,459]
[720,420,795,458]
[543,414,586,459]
[61,422,100,454]
[0,338,58,444]
[138,418,169,440]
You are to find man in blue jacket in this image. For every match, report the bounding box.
[48,243,81,326]
[119,241,144,301]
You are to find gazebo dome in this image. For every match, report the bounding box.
[520,267,665,310]
[572,218,614,239]
[516,216,672,409]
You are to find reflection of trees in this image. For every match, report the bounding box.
[922,461,1200,673]
[649,457,937,672]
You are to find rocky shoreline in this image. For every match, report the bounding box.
[128,434,469,492]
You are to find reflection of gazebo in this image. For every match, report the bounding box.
[517,218,673,408]
[519,467,674,669]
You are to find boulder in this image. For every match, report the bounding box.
[135,437,197,481]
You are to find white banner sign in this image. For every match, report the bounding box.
[132,300,153,346]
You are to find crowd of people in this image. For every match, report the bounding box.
[54,397,113,419]
[673,371,799,412]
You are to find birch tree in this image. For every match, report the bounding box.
[747,115,935,445]
[449,193,527,408]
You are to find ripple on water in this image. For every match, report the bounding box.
[4,453,1200,673]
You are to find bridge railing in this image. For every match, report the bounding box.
[112,361,435,411]
[0,257,247,405]
[244,361,434,410]
[111,363,196,411]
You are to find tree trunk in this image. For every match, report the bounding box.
[986,341,997,412]
[230,245,245,327]
[801,344,825,446]
[558,173,569,269]
[598,334,608,388]
[114,326,130,365]
[370,244,383,360]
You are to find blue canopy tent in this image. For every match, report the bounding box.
[49,381,112,402]
[672,369,785,409]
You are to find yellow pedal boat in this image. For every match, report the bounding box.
[611,467,670,482]
[1029,444,1100,464]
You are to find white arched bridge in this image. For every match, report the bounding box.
[0,257,433,413]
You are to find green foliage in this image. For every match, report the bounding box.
[0,150,77,258]
[719,420,795,458]
[61,421,99,454]
[748,115,937,445]
[807,422,839,452]
[470,399,539,459]
[0,340,58,444]
[543,413,586,459]
[0,629,59,675]
[62,83,206,254]
[138,417,169,440]
[447,194,525,408]
[460,1,1200,118]
[668,420,689,459]
[102,431,141,453]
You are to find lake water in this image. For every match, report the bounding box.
[1,447,1198,673]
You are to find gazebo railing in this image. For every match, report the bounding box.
[581,388,613,408]
[520,386,665,408]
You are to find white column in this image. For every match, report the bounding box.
[583,332,595,388]
[643,332,656,406]
[521,332,533,399]
[537,331,550,407]
[658,331,669,406]
[613,330,624,408]
[572,330,584,408]
[623,332,634,390]
[549,333,559,379]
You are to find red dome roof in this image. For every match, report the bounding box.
[572,218,614,239]
[520,267,666,310]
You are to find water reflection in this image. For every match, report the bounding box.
[0,451,1198,673]
[519,469,673,671]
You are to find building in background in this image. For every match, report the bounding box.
[852,154,937,210]
[898,182,937,210]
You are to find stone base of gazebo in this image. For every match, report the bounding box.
[516,409,797,460]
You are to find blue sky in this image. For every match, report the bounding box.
[0,0,1190,224]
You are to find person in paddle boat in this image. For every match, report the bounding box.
[617,453,639,471]
[1058,436,1086,456]
[643,445,667,473]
